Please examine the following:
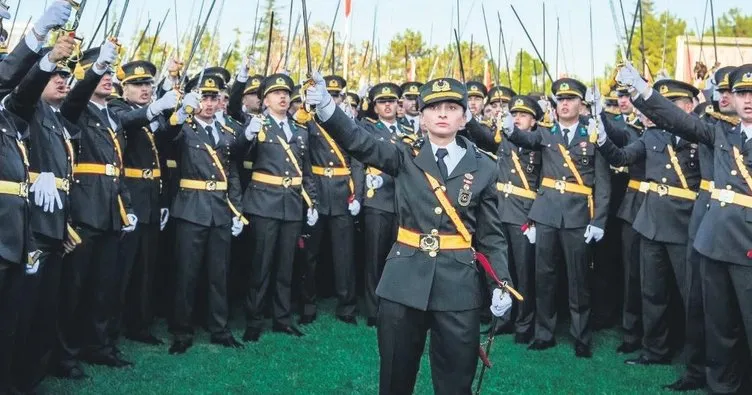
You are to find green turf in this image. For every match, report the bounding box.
[42,299,699,395]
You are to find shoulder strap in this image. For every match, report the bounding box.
[316,123,355,197]
[423,171,472,242]
[275,135,313,208]
[510,150,531,191]
[204,143,249,225]
[666,145,689,189]
[733,146,752,194]
[557,144,584,186]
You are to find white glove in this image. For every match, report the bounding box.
[490,288,513,317]
[26,250,42,275]
[160,208,169,231]
[29,172,63,213]
[237,57,250,82]
[122,213,138,232]
[231,217,244,237]
[179,91,201,119]
[502,113,515,135]
[244,116,263,140]
[584,224,605,243]
[33,0,73,36]
[365,174,384,190]
[523,226,536,244]
[96,40,119,66]
[586,86,603,116]
[307,72,336,121]
[148,90,179,118]
[348,199,361,216]
[306,208,319,227]
[616,62,649,98]
[589,118,607,146]
[339,102,355,120]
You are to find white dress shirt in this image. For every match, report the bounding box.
[430,139,466,176]
[90,101,117,130]
[268,113,293,141]
[194,117,219,144]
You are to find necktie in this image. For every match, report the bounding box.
[562,128,570,145]
[436,148,449,180]
[101,107,111,127]
[409,119,415,129]
[55,111,71,138]
[389,125,397,134]
[742,131,749,146]
[206,125,216,145]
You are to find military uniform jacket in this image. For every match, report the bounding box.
[5,62,79,241]
[164,118,243,227]
[308,120,365,216]
[598,127,700,244]
[0,39,41,99]
[109,99,166,225]
[633,92,752,265]
[321,107,510,312]
[687,113,725,239]
[507,121,611,230]
[361,118,414,214]
[602,116,646,224]
[239,114,318,221]
[227,80,249,124]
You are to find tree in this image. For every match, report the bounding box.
[712,8,752,37]
[623,0,688,79]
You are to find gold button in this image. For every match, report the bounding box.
[430,229,438,235]
[665,164,671,169]
[429,251,437,257]
[726,185,732,190]
[563,163,569,168]
[330,149,335,153]
[440,186,447,192]
[661,178,667,183]
[286,158,290,162]
[434,207,443,215]
[329,162,334,166]
[285,171,290,175]
[510,169,516,173]
[720,202,726,207]
[731,170,738,175]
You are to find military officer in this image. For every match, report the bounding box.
[503,78,611,358]
[290,84,304,116]
[487,85,516,118]
[399,81,422,133]
[466,81,488,120]
[238,73,318,342]
[305,73,513,395]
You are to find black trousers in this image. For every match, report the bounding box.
[503,222,535,337]
[621,222,642,345]
[682,240,706,382]
[534,224,592,346]
[112,223,159,340]
[639,237,686,360]
[364,208,396,319]
[171,219,232,342]
[245,215,302,329]
[592,214,624,327]
[377,299,480,395]
[57,225,120,368]
[154,219,177,318]
[301,214,356,317]
[0,259,25,394]
[12,234,63,393]
[701,257,752,394]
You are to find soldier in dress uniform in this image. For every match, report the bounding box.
[238,73,318,342]
[108,61,178,346]
[290,85,304,116]
[344,91,360,117]
[604,89,620,114]
[399,81,422,133]
[305,73,514,395]
[466,81,488,121]
[162,73,246,355]
[618,61,752,393]
[503,78,611,358]
[298,74,364,325]
[487,85,516,118]
[596,80,702,375]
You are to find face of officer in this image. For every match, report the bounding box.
[196,94,219,121]
[672,97,694,114]
[421,101,466,142]
[375,98,397,122]
[734,91,752,123]
[42,73,70,105]
[219,92,229,112]
[243,92,262,114]
[617,95,633,114]
[330,92,343,105]
[490,101,508,118]
[403,96,419,116]
[483,103,494,119]
[264,89,290,118]
[468,96,484,116]
[637,110,656,128]
[396,101,405,118]
[512,111,536,131]
[124,81,154,106]
[556,96,582,124]
[719,90,735,114]
[93,73,114,100]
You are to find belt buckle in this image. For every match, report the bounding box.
[657,184,669,197]
[205,180,217,191]
[418,234,439,254]
[282,177,292,188]
[718,189,735,204]
[141,169,153,179]
[61,178,70,192]
[503,183,514,193]
[554,180,566,193]
[324,167,334,178]
[105,164,116,176]
[639,182,649,193]
[19,182,29,198]
[708,181,715,191]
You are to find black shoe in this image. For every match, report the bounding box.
[82,352,133,368]
[299,313,317,325]
[662,378,705,392]
[514,332,532,344]
[126,331,164,345]
[211,336,244,349]
[272,324,305,337]
[366,317,378,327]
[624,355,671,366]
[574,342,592,358]
[168,340,193,355]
[242,328,262,342]
[527,339,556,351]
[616,341,641,354]
[52,364,88,380]
[336,315,357,325]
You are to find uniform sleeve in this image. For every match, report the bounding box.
[0,39,43,99]
[506,127,544,150]
[464,119,500,152]
[597,137,647,167]
[319,106,403,177]
[302,130,318,207]
[600,113,632,147]
[108,101,151,131]
[633,92,715,146]
[3,62,50,122]
[475,173,511,286]
[227,79,247,124]
[60,68,104,123]
[227,147,243,211]
[351,157,365,203]
[591,149,611,229]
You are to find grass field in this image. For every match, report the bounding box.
[42,299,698,395]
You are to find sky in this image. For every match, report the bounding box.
[11,0,751,79]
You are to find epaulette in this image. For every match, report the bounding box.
[365,117,378,124]
[475,146,498,161]
[708,111,741,126]
[400,133,417,144]
[605,108,620,116]
[402,125,414,132]
[479,119,494,128]
[538,120,554,129]
[627,121,644,132]
[220,123,235,135]
[410,138,425,156]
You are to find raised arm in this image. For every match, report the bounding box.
[464,118,500,152]
[591,149,611,230]
[632,92,714,146]
[505,126,544,150]
[596,137,647,168]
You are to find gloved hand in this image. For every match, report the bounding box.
[306,208,319,227]
[348,199,361,216]
[26,250,42,275]
[339,102,355,120]
[502,113,515,135]
[306,72,335,121]
[160,208,169,231]
[365,174,384,190]
[490,288,513,317]
[586,86,603,116]
[149,90,179,119]
[32,0,73,36]
[616,61,649,98]
[231,217,244,237]
[29,172,63,213]
[244,116,263,140]
[589,118,607,146]
[584,224,604,243]
[96,40,119,67]
[174,91,202,123]
[122,214,138,233]
[523,225,536,244]
[237,57,251,82]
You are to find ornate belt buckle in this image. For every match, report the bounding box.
[718,189,735,204]
[282,177,293,188]
[105,163,116,176]
[657,184,669,197]
[142,169,153,179]
[503,183,514,193]
[639,182,649,193]
[61,178,71,192]
[324,167,334,178]
[206,180,217,191]
[554,180,566,193]
[418,234,440,254]
[19,182,29,198]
